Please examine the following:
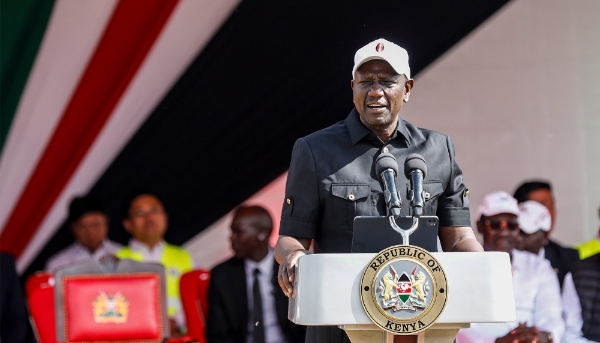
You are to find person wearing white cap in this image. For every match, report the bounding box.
[517,200,552,256]
[513,180,580,290]
[456,191,563,343]
[275,38,483,343]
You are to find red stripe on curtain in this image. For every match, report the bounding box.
[0,0,180,257]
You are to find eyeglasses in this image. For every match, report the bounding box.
[484,220,519,232]
[130,207,165,218]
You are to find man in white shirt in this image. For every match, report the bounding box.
[46,195,121,271]
[456,191,563,343]
[207,205,305,343]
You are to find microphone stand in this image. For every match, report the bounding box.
[388,216,419,246]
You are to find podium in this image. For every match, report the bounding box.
[289,252,515,343]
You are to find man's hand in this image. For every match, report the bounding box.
[274,235,311,297]
[439,226,483,252]
[495,323,550,343]
[170,318,182,338]
[277,249,309,297]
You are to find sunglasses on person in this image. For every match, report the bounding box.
[484,220,519,232]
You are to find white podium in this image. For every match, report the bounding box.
[289,252,515,343]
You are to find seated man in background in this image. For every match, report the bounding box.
[575,206,600,260]
[46,195,121,271]
[115,190,193,337]
[513,180,579,288]
[517,200,551,256]
[562,252,600,342]
[456,191,563,343]
[207,205,305,343]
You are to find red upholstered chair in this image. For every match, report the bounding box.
[53,258,170,343]
[26,272,59,343]
[180,269,210,343]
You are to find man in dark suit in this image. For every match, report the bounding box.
[207,205,305,343]
[514,180,580,288]
[0,252,30,343]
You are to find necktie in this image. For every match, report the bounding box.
[253,268,265,343]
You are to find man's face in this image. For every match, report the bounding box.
[123,195,168,244]
[526,189,556,234]
[477,213,520,253]
[71,212,108,253]
[518,230,548,255]
[230,213,265,260]
[351,60,413,131]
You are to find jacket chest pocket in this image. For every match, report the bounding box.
[331,183,371,230]
[422,181,443,216]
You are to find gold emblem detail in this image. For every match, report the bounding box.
[92,292,129,323]
[360,245,448,334]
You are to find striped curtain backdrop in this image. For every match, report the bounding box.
[4,0,597,281]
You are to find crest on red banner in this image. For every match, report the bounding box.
[92,291,129,323]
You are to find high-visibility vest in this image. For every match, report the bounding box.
[576,238,600,260]
[115,243,193,317]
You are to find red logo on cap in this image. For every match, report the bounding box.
[376,42,384,52]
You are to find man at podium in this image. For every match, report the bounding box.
[274,38,483,343]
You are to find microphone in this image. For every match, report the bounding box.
[375,153,401,218]
[404,154,427,218]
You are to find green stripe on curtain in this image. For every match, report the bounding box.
[0,0,56,154]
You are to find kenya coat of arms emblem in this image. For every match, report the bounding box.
[378,265,430,312]
[360,245,448,334]
[92,292,129,323]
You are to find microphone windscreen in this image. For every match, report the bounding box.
[404,154,427,178]
[375,153,399,177]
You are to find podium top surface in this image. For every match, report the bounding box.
[289,252,516,326]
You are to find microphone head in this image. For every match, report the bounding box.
[375,153,399,177]
[404,154,427,178]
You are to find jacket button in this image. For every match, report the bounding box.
[286,198,291,205]
[348,194,355,201]
[424,192,431,200]
[382,146,389,153]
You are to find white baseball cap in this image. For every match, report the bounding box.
[477,191,519,218]
[352,38,411,79]
[518,201,551,234]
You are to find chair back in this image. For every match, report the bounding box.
[180,269,210,343]
[54,259,169,343]
[26,272,59,343]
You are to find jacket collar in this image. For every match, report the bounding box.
[345,108,410,146]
